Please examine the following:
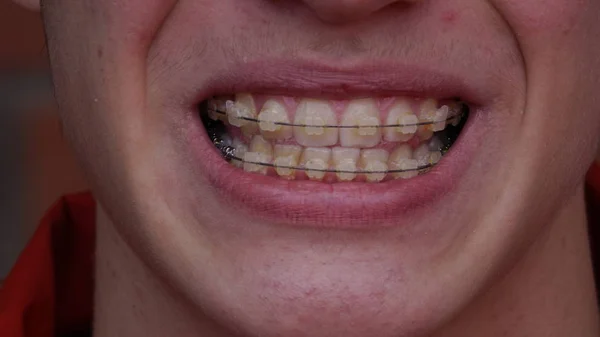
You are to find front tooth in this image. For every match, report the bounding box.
[360,149,390,183]
[232,138,248,168]
[294,99,339,147]
[384,99,418,142]
[258,100,293,140]
[332,147,360,182]
[340,99,382,148]
[389,144,418,179]
[417,98,437,141]
[433,106,449,132]
[301,147,331,181]
[273,144,302,179]
[243,136,273,175]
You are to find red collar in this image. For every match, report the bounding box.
[0,193,95,337]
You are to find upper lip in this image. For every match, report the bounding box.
[194,57,492,106]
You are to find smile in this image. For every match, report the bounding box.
[201,95,468,183]
[189,61,487,228]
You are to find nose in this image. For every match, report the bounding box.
[300,0,419,23]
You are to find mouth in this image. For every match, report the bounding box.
[188,61,486,228]
[200,95,468,183]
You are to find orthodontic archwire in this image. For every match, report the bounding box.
[207,107,465,129]
[225,155,435,174]
[213,142,437,175]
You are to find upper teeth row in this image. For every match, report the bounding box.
[208,95,464,148]
[211,105,460,128]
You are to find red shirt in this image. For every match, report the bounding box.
[0,193,95,337]
[2,166,600,337]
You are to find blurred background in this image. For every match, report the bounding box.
[0,2,87,279]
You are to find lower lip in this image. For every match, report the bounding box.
[188,109,482,229]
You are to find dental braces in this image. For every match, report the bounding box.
[222,153,436,175]
[207,107,465,129]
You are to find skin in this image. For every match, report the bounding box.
[13,0,600,336]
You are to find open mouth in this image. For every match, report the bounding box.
[200,94,469,183]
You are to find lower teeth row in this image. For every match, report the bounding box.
[211,134,449,183]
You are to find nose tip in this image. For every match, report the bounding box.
[301,0,419,23]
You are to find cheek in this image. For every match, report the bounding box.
[43,0,179,54]
[497,0,586,33]
[99,0,179,53]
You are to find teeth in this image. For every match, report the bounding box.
[232,138,248,168]
[417,98,437,141]
[360,149,390,183]
[243,136,273,175]
[249,135,273,154]
[447,102,463,127]
[294,99,339,147]
[389,144,418,179]
[227,94,255,127]
[430,151,442,165]
[340,99,382,148]
[258,100,293,140]
[273,144,302,179]
[332,147,360,182]
[384,98,418,142]
[433,106,449,132]
[301,147,331,181]
[452,114,462,127]
[220,134,233,147]
[428,135,444,152]
[209,100,228,122]
[226,94,260,137]
[242,125,260,137]
[243,152,271,175]
[413,143,432,167]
